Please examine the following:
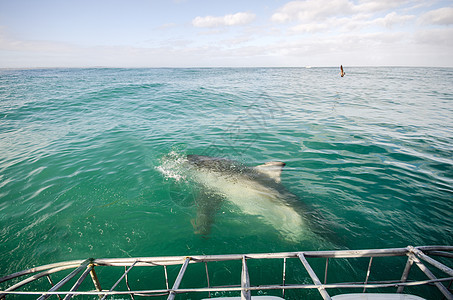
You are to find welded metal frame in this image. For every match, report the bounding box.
[1,246,452,299]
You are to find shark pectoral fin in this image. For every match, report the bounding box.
[192,190,223,237]
[191,218,208,238]
[254,161,286,183]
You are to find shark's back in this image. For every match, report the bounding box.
[187,155,243,172]
[187,155,284,184]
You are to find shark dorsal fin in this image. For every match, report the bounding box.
[254,161,286,183]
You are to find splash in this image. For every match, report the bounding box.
[155,151,188,182]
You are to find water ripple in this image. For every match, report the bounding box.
[0,67,452,278]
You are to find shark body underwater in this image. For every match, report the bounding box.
[182,155,316,242]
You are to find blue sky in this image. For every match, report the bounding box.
[0,0,452,67]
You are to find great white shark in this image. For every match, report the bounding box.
[183,154,317,242]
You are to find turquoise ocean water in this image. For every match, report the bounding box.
[0,67,452,299]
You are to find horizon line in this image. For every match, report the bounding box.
[1,65,453,70]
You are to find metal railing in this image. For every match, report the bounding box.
[1,245,452,299]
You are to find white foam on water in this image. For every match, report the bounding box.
[155,151,188,182]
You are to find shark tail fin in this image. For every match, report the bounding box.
[254,161,286,183]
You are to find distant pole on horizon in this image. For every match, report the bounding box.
[340,65,345,77]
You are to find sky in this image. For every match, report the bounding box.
[0,0,452,68]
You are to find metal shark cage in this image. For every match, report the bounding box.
[1,246,452,300]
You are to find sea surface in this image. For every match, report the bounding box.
[0,67,452,299]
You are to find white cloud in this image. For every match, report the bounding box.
[192,12,256,28]
[271,0,354,23]
[414,27,453,46]
[272,0,417,34]
[420,7,453,25]
[290,22,329,33]
[0,29,73,53]
[372,12,415,28]
[354,0,410,14]
[285,12,414,34]
[270,0,407,24]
